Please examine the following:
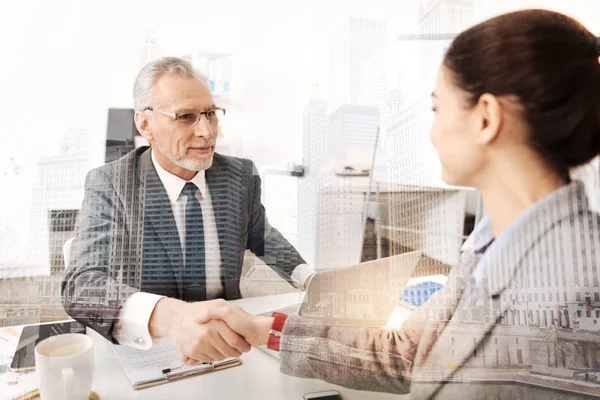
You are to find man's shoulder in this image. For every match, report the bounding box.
[86,147,149,183]
[213,152,256,174]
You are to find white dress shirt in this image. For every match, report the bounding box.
[114,151,314,349]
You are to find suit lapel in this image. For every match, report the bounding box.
[206,155,234,298]
[413,251,496,399]
[139,150,184,298]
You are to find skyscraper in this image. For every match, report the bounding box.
[384,91,471,268]
[182,51,243,157]
[418,0,473,86]
[302,85,329,175]
[29,129,93,270]
[261,170,299,247]
[363,47,390,124]
[139,29,161,68]
[27,128,94,322]
[328,104,380,161]
[380,1,474,270]
[329,16,388,109]
[384,92,428,186]
[297,86,328,267]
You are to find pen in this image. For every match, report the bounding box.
[14,388,39,400]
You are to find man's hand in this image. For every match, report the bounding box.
[149,298,251,364]
[198,303,274,347]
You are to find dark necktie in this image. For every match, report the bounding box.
[182,182,206,301]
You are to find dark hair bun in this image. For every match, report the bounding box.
[444,9,600,174]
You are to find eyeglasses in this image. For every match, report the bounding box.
[144,107,226,126]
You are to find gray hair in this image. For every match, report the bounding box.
[133,56,209,111]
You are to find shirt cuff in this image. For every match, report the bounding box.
[113,292,164,350]
[291,263,315,290]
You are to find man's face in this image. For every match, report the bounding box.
[138,74,219,176]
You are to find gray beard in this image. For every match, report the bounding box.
[170,153,214,172]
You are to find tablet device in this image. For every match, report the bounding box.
[9,321,86,372]
[303,390,343,400]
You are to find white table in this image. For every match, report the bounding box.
[3,293,405,400]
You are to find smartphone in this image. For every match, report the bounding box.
[9,321,86,372]
[303,390,343,400]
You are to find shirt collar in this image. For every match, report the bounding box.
[461,214,494,254]
[461,179,591,254]
[151,150,207,205]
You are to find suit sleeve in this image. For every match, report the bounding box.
[61,168,139,343]
[245,162,308,288]
[278,307,430,394]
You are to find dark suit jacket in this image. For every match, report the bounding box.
[62,146,305,342]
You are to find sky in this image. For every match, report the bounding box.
[0,0,598,266]
[1,0,597,169]
[0,0,420,169]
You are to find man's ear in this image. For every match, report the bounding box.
[134,111,153,142]
[476,93,502,146]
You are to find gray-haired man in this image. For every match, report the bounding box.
[62,57,314,363]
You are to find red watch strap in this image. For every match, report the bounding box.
[267,312,288,351]
[271,312,288,332]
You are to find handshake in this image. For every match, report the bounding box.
[148,297,276,365]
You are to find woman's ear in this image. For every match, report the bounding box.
[476,93,502,146]
[135,111,154,142]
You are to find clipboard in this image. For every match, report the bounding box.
[134,358,242,390]
[111,337,242,390]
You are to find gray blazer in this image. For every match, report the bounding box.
[279,180,600,399]
[62,146,305,343]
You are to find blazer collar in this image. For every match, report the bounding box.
[475,179,591,295]
[414,180,593,398]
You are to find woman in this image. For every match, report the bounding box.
[203,9,600,399]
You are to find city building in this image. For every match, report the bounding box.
[182,51,244,158]
[402,274,447,306]
[2,129,95,326]
[384,94,429,186]
[105,108,138,163]
[314,159,389,270]
[384,86,475,269]
[139,29,161,68]
[328,104,380,161]
[260,169,299,248]
[297,86,328,267]
[386,186,469,267]
[363,46,390,124]
[329,16,388,109]
[28,129,92,271]
[302,85,329,175]
[0,280,40,327]
[418,0,474,86]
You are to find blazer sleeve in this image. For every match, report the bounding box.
[245,162,307,287]
[277,306,433,394]
[61,167,138,343]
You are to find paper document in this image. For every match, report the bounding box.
[112,337,240,389]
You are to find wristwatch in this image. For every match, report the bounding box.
[266,312,288,351]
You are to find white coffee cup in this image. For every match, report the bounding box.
[35,333,93,400]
